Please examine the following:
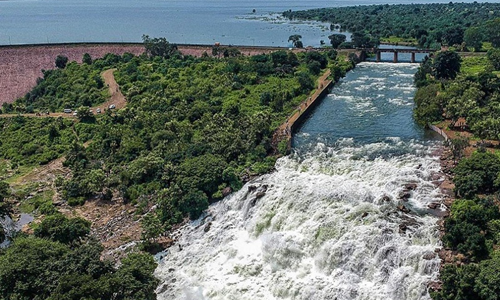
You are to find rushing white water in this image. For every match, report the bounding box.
[155,63,445,300]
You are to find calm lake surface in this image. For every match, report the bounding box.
[0,0,490,46]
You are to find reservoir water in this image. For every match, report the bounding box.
[0,0,487,46]
[155,62,445,300]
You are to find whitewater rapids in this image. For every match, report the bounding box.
[155,63,444,300]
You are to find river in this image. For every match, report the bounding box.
[155,62,445,300]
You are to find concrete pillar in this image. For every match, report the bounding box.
[376,51,381,62]
[411,52,416,63]
[393,51,398,63]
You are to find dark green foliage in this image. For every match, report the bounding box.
[142,34,179,58]
[476,253,500,300]
[414,56,432,87]
[0,236,158,300]
[17,61,109,112]
[351,32,378,48]
[432,51,461,80]
[328,34,346,48]
[465,27,483,52]
[288,34,303,48]
[0,237,71,299]
[55,55,69,69]
[283,3,500,48]
[34,214,91,244]
[443,197,500,260]
[0,117,77,165]
[442,26,464,46]
[413,83,442,125]
[432,264,481,300]
[76,106,95,122]
[453,152,500,198]
[482,18,500,48]
[82,53,92,65]
[487,48,500,71]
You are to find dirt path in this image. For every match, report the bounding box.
[272,69,333,151]
[0,69,125,119]
[97,69,127,112]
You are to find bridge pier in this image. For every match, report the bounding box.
[411,52,416,63]
[393,51,398,63]
[376,51,381,62]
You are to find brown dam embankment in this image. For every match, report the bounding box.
[0,43,298,105]
[0,43,145,105]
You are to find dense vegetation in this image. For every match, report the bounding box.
[413,50,500,140]
[0,213,158,300]
[3,54,109,113]
[283,3,500,50]
[413,46,500,298]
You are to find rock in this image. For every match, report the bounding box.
[204,222,212,232]
[248,185,257,192]
[398,191,411,201]
[361,212,368,218]
[422,252,436,260]
[428,202,440,209]
[222,187,232,197]
[397,205,410,213]
[381,195,391,202]
[404,183,418,191]
[428,281,442,292]
[399,223,407,233]
[255,191,266,199]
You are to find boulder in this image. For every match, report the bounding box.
[381,195,391,202]
[222,187,232,197]
[255,191,266,199]
[428,202,440,209]
[204,222,212,233]
[398,191,411,201]
[404,183,417,190]
[397,205,410,213]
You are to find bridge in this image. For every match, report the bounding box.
[367,48,436,63]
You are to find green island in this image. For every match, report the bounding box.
[0,37,353,299]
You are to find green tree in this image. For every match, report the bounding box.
[431,264,481,300]
[443,26,464,46]
[413,83,442,125]
[142,35,179,58]
[432,50,461,80]
[448,134,469,161]
[82,53,92,65]
[112,253,159,300]
[0,237,70,299]
[483,18,500,48]
[76,106,95,122]
[34,214,91,244]
[454,151,500,198]
[487,48,500,71]
[141,213,163,241]
[55,55,69,69]
[288,34,303,48]
[464,27,483,52]
[0,181,10,215]
[328,34,347,48]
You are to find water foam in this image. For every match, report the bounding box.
[155,141,443,300]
